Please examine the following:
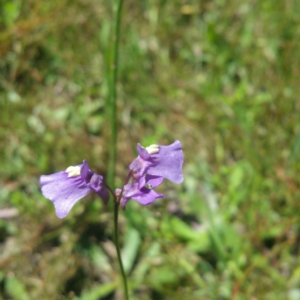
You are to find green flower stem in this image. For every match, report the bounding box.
[106,0,128,297]
[107,0,124,189]
[114,202,129,300]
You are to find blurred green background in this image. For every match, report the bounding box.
[1,0,300,299]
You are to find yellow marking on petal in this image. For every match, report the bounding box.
[66,166,81,177]
[145,144,159,154]
[145,183,152,190]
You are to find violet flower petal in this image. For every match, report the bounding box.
[80,160,89,182]
[130,188,164,205]
[89,173,110,204]
[138,174,164,190]
[40,171,91,218]
[137,144,150,160]
[40,160,109,218]
[145,175,164,188]
[120,182,164,208]
[146,140,184,184]
[129,156,152,178]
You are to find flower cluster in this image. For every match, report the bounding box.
[40,141,184,218]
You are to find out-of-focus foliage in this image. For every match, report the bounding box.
[1,0,300,299]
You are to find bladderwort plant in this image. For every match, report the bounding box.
[40,1,184,299]
[40,141,184,299]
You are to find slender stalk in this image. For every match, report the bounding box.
[105,0,127,296]
[107,0,124,189]
[114,202,129,300]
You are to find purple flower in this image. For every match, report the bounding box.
[120,140,184,208]
[40,160,109,218]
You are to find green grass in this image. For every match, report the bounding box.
[1,0,300,299]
